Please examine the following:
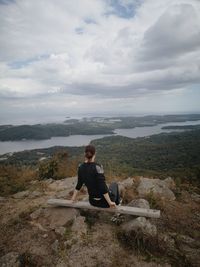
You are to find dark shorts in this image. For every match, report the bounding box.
[89,182,120,208]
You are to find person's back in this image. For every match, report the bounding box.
[76,161,109,199]
[71,144,120,208]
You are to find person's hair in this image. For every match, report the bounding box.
[85,145,95,160]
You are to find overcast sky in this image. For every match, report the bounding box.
[0,0,200,123]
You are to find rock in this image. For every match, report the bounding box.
[119,177,134,189]
[51,240,59,252]
[137,177,175,200]
[36,207,79,230]
[55,226,66,236]
[117,177,134,199]
[164,177,176,190]
[128,199,150,209]
[12,190,30,199]
[71,216,87,237]
[191,193,200,203]
[121,217,157,237]
[29,190,43,198]
[48,177,77,191]
[0,252,20,267]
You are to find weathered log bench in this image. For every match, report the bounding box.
[47,199,160,218]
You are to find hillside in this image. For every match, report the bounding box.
[0,128,200,266]
[1,129,200,184]
[0,175,200,267]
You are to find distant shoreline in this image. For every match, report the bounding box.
[0,114,200,142]
[0,116,200,155]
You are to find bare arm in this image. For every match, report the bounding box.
[71,189,79,202]
[71,166,83,202]
[103,192,116,208]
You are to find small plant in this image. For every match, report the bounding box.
[38,158,58,180]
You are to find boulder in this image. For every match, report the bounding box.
[118,177,134,198]
[119,177,134,189]
[48,177,77,192]
[128,199,150,209]
[35,207,79,230]
[164,177,176,190]
[121,217,157,237]
[137,177,175,200]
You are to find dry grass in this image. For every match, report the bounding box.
[0,165,37,196]
[157,197,200,239]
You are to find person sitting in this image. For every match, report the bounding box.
[71,144,121,208]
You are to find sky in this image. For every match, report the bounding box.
[0,0,200,123]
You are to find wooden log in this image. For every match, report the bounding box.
[47,199,160,218]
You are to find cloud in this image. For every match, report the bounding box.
[0,0,200,119]
[140,4,200,60]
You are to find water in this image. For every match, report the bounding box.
[114,120,200,138]
[0,120,200,155]
[0,134,112,155]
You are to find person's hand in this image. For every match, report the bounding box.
[109,201,117,208]
[70,198,78,203]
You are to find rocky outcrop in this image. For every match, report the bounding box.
[118,177,134,197]
[137,177,176,200]
[121,217,157,237]
[30,206,79,230]
[47,177,77,192]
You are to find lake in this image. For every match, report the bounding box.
[0,120,200,155]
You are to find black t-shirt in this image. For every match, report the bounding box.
[75,162,109,198]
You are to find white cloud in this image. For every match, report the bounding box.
[0,0,200,119]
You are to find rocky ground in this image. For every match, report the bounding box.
[0,176,200,267]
